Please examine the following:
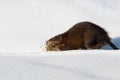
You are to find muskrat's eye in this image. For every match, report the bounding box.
[51,44,55,47]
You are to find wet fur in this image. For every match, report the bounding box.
[46,21,118,51]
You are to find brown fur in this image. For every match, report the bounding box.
[46,21,118,51]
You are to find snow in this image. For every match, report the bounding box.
[1,51,120,80]
[0,0,120,80]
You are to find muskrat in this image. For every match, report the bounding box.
[46,21,118,51]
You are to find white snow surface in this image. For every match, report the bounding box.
[0,0,120,80]
[1,51,120,80]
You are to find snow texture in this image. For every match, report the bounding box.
[0,0,120,80]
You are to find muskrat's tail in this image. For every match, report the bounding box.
[106,40,119,50]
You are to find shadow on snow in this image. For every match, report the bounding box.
[101,36,120,50]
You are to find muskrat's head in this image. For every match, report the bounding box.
[46,35,63,51]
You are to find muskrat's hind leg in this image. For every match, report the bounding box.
[84,36,98,49]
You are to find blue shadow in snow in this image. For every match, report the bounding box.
[101,36,120,50]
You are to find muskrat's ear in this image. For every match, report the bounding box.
[54,35,62,41]
[55,36,63,44]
